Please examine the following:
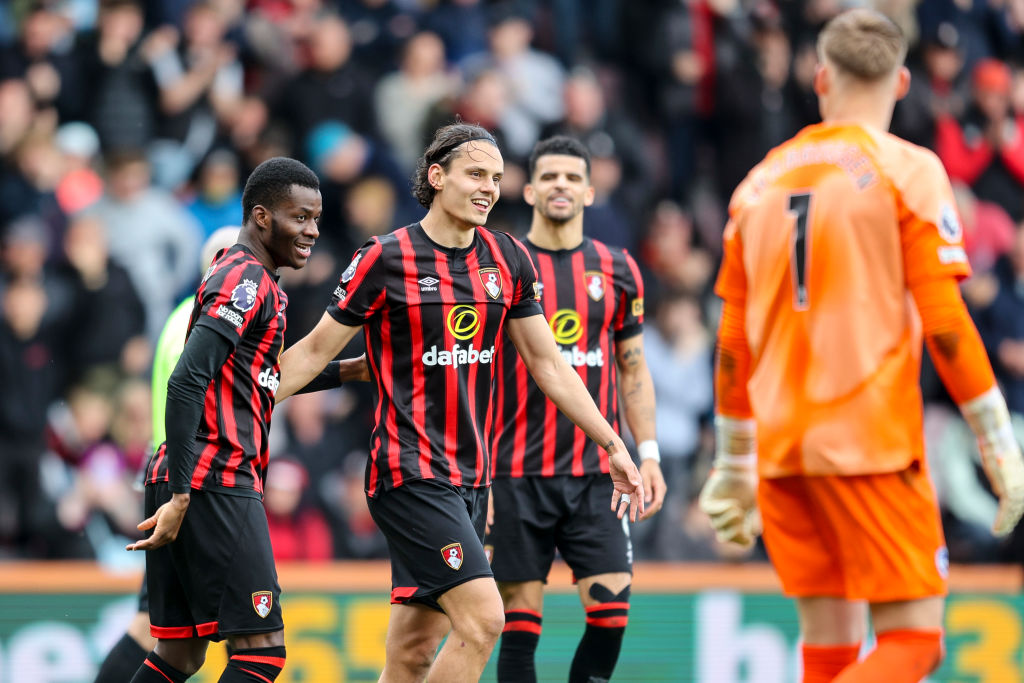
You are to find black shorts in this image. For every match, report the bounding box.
[486,474,633,583]
[367,479,492,612]
[144,483,282,641]
[137,572,149,613]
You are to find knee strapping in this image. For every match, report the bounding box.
[584,584,630,628]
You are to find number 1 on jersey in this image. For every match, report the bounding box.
[788,192,812,310]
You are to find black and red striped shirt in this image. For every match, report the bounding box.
[328,223,541,497]
[145,244,287,497]
[491,237,645,478]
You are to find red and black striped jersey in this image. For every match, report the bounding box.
[145,244,287,497]
[328,223,542,497]
[491,237,645,478]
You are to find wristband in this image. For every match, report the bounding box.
[637,440,661,463]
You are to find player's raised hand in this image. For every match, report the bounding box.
[126,493,190,551]
[638,459,667,521]
[607,441,645,522]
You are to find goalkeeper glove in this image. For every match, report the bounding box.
[699,416,760,548]
[960,386,1024,537]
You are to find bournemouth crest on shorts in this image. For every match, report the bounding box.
[441,542,463,570]
[252,591,273,618]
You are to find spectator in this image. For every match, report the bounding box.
[978,226,1024,414]
[374,31,458,174]
[265,457,334,562]
[53,121,104,214]
[936,58,1024,221]
[73,0,159,154]
[141,0,244,188]
[273,11,379,150]
[59,213,148,379]
[86,149,201,340]
[185,148,243,239]
[462,4,565,157]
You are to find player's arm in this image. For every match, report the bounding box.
[614,333,665,520]
[127,325,233,551]
[507,312,645,521]
[698,216,760,548]
[912,276,1024,535]
[277,313,363,403]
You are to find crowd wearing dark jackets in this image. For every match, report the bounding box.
[2,0,1024,566]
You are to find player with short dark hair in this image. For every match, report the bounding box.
[276,123,645,682]
[488,135,667,683]
[125,157,334,683]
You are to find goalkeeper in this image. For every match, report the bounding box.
[698,9,1024,683]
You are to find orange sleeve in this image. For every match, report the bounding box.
[713,218,747,305]
[715,298,753,418]
[898,150,972,288]
[911,277,996,404]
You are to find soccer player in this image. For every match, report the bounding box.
[275,122,645,682]
[698,9,1024,683]
[124,157,340,683]
[486,135,667,683]
[93,226,239,683]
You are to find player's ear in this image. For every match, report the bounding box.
[428,163,445,191]
[583,184,595,208]
[252,205,270,230]
[523,183,537,207]
[894,66,911,101]
[813,63,829,97]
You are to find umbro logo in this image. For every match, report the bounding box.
[419,276,439,292]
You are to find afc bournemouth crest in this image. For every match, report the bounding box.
[478,268,502,299]
[252,591,273,618]
[441,542,464,570]
[584,270,605,301]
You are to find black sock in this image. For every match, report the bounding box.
[218,646,286,682]
[130,652,190,683]
[497,610,542,683]
[94,633,149,683]
[568,603,629,683]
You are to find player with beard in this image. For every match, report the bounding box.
[487,135,667,683]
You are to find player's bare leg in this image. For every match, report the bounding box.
[127,612,158,652]
[379,603,450,682]
[428,577,505,682]
[832,596,944,682]
[571,572,632,683]
[496,580,545,682]
[795,597,865,683]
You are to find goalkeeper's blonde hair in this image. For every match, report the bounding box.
[817,8,906,82]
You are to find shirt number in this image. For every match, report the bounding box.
[788,192,812,310]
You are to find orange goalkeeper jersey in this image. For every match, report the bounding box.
[715,122,972,477]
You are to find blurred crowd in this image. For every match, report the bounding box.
[3,0,1024,568]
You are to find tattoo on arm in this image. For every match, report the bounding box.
[929,331,960,362]
[620,346,643,367]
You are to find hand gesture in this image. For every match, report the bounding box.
[125,493,190,551]
[608,444,645,522]
[638,459,667,521]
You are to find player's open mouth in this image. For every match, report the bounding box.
[550,196,572,208]
[296,243,313,258]
[471,198,491,212]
